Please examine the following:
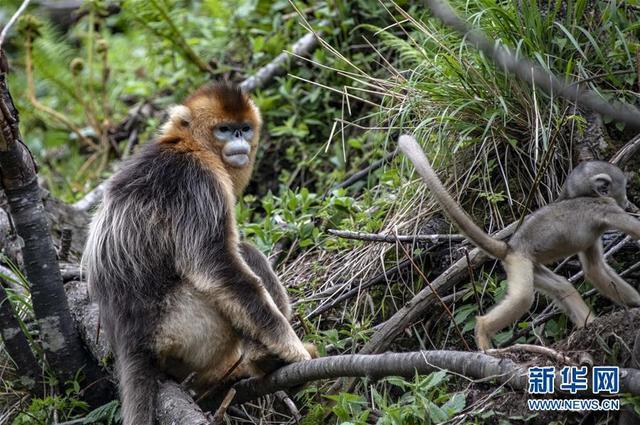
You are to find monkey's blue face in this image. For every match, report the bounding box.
[214,123,254,168]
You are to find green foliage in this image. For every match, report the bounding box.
[326,372,465,424]
[11,379,88,424]
[82,400,122,424]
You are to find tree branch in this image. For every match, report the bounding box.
[0,0,31,48]
[229,351,640,404]
[327,228,465,244]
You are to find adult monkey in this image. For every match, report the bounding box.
[399,135,640,350]
[83,83,316,425]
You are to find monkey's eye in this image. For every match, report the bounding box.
[219,126,230,133]
[242,126,251,133]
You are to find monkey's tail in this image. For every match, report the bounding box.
[399,135,509,260]
[116,344,159,425]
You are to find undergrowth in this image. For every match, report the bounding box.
[1,0,639,423]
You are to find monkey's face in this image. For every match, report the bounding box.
[214,123,255,168]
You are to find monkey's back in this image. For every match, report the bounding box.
[83,141,230,350]
[509,197,621,264]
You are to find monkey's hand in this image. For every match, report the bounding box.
[247,339,316,375]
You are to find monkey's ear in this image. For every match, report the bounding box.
[159,105,192,135]
[167,105,192,126]
[590,173,612,196]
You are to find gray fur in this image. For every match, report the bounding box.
[83,140,310,425]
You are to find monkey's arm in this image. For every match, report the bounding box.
[604,212,640,240]
[239,242,291,319]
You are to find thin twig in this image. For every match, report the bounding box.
[0,0,31,48]
[327,228,465,244]
[211,388,236,425]
[196,355,244,403]
[275,390,301,424]
[486,343,575,365]
[326,150,397,196]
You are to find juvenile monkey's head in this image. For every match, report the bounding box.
[161,82,262,168]
[558,160,632,211]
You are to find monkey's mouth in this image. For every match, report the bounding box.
[224,153,250,168]
[223,142,251,168]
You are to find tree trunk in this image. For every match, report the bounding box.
[0,51,113,405]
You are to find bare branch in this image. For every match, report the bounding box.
[230,350,640,403]
[327,228,465,244]
[240,31,319,93]
[0,0,31,48]
[357,223,517,355]
[610,132,640,166]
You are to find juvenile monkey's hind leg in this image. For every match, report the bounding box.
[579,241,640,307]
[475,253,534,351]
[533,265,593,327]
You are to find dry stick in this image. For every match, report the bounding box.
[486,343,575,365]
[610,132,640,166]
[327,228,465,244]
[73,29,321,212]
[195,354,244,403]
[239,31,319,92]
[275,390,302,424]
[463,248,484,316]
[211,388,236,425]
[229,350,640,404]
[423,0,640,129]
[326,150,398,196]
[301,245,437,322]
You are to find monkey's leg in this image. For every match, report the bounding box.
[579,240,640,307]
[475,253,534,350]
[533,265,593,327]
[239,241,291,318]
[190,250,311,364]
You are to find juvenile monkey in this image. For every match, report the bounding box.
[83,83,315,425]
[399,135,640,350]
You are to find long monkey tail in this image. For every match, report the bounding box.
[116,344,159,425]
[399,135,509,260]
